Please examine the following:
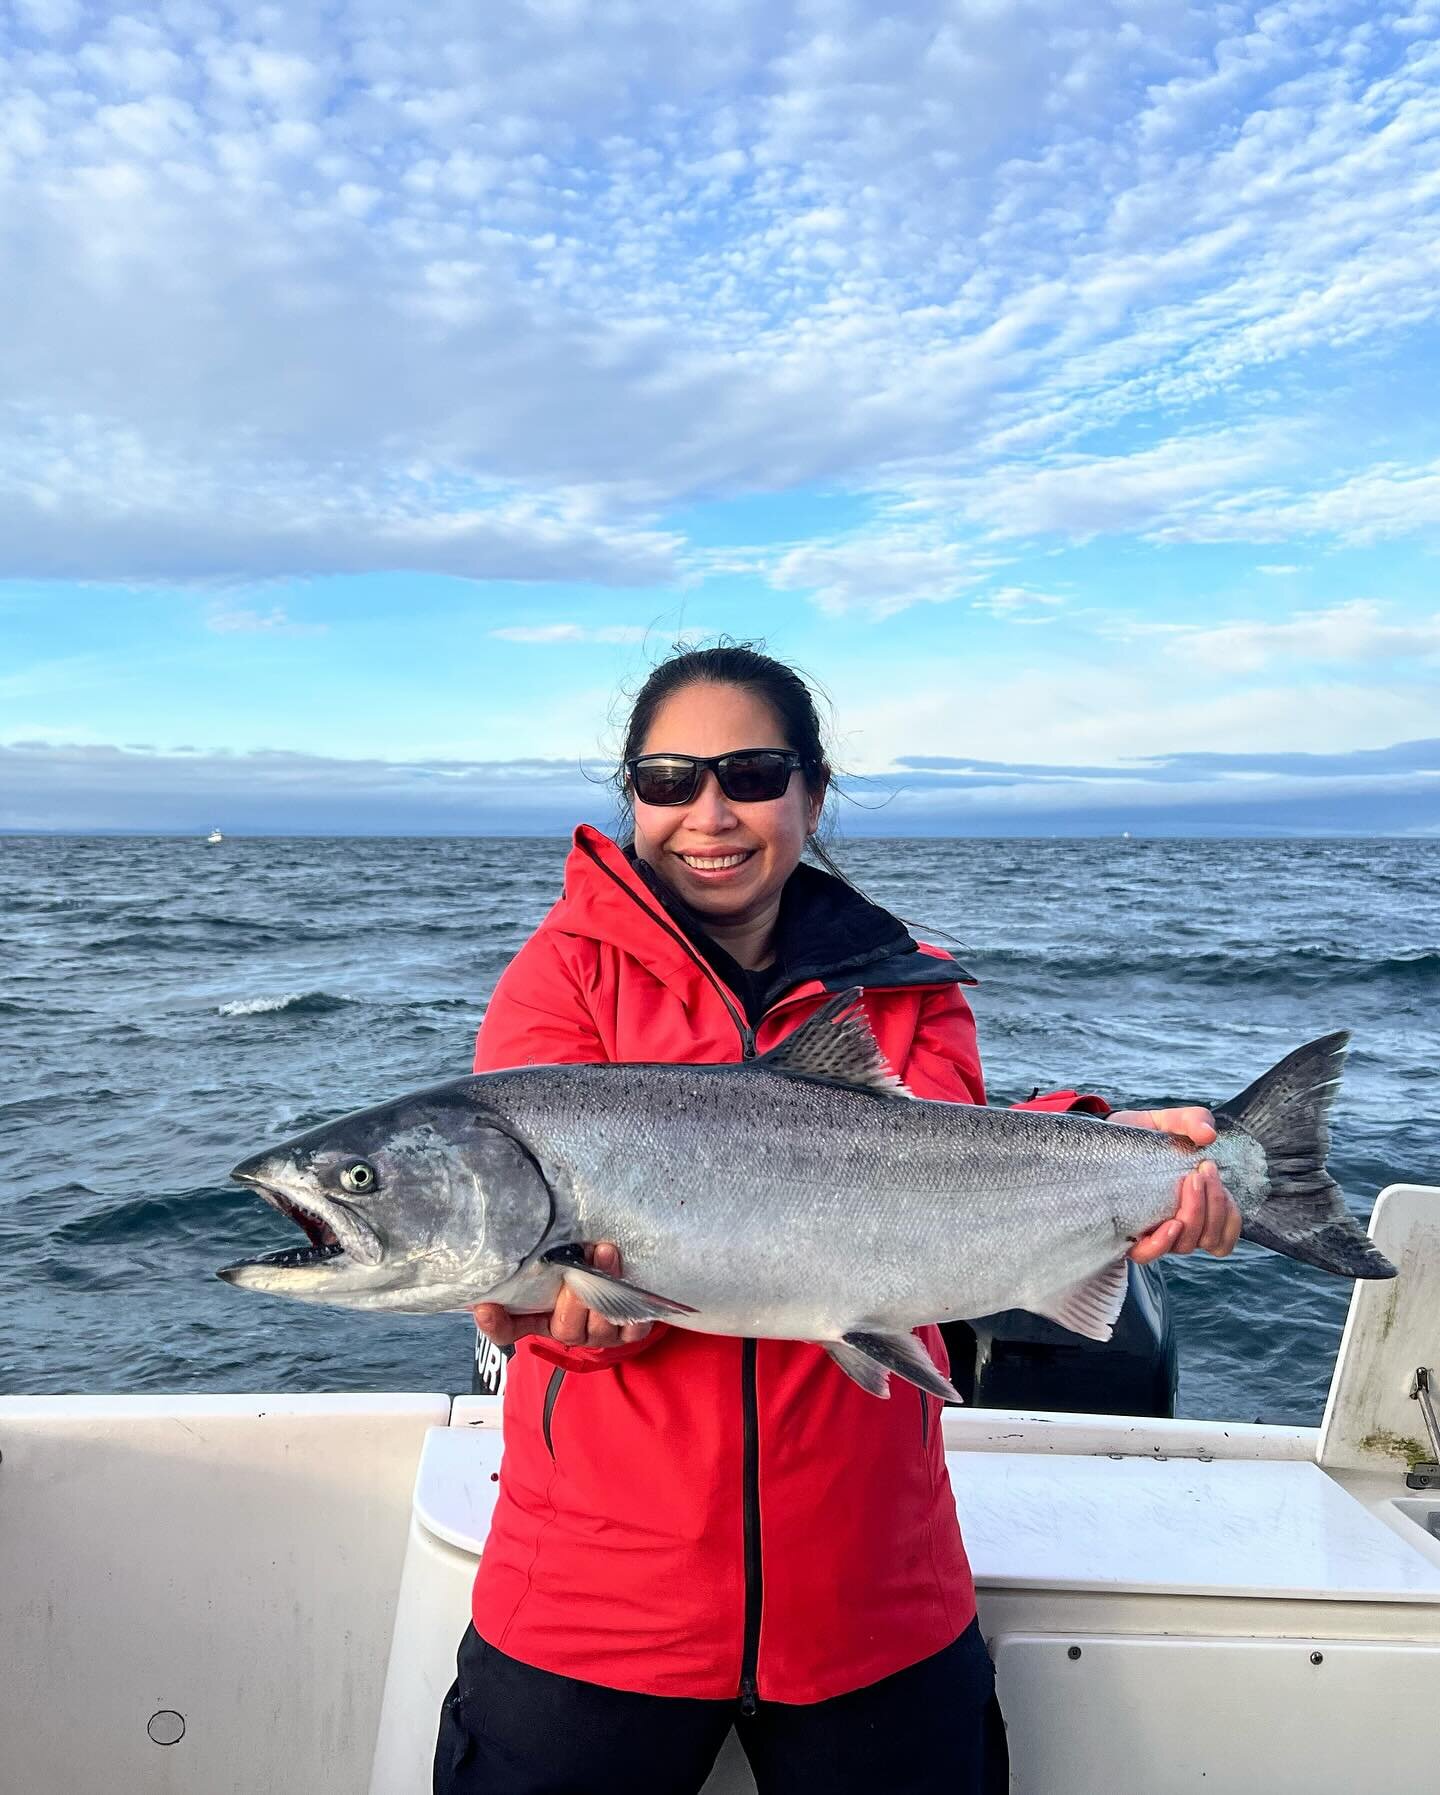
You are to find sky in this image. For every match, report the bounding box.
[2,0,1439,835]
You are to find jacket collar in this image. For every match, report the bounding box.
[553,825,974,998]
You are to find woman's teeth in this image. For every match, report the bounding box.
[680,852,751,870]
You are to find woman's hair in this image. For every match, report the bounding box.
[615,639,853,883]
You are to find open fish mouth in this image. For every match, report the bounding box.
[244,1185,348,1268]
[220,1173,382,1277]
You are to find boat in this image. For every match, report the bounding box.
[206,828,224,844]
[2,1184,1436,1793]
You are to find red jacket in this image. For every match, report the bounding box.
[470,826,1106,1703]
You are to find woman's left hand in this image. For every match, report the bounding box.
[1110,1106,1244,1263]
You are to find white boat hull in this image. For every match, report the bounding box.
[1,1186,1436,1794]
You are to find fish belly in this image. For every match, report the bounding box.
[518,1068,1189,1339]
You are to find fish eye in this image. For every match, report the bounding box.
[339,1158,378,1193]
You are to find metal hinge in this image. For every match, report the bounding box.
[1405,1367,1440,1491]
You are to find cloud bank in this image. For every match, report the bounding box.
[5,736,1435,836]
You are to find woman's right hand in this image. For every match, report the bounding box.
[470,1242,653,1349]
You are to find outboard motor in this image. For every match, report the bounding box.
[941,1259,1177,1417]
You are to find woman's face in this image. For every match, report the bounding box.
[631,682,824,924]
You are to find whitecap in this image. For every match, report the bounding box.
[218,994,305,1017]
[216,991,352,1017]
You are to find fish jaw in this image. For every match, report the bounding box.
[217,1151,392,1299]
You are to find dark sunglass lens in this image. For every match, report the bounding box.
[632,758,699,805]
[719,753,790,802]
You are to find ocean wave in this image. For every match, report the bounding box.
[51,1184,239,1248]
[0,1091,122,1123]
[89,925,302,953]
[979,947,1439,989]
[217,991,354,1017]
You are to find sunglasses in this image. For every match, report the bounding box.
[626,749,808,807]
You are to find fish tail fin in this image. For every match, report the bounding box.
[1219,1032,1395,1280]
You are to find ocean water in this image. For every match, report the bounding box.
[1,833,1434,1423]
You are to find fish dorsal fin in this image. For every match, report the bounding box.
[759,989,914,1098]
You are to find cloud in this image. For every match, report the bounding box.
[850,738,1440,834]
[927,430,1286,542]
[206,602,324,635]
[488,623,650,644]
[2,3,1439,583]
[1155,457,1440,545]
[0,409,682,585]
[878,441,1440,552]
[895,738,1440,783]
[1115,600,1440,673]
[834,657,1440,772]
[766,530,990,618]
[971,586,1066,618]
[5,733,1434,836]
[0,740,617,834]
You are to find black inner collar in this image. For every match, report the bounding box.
[626,848,922,1027]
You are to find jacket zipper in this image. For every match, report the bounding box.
[542,1366,566,1459]
[739,1338,762,1716]
[579,837,789,1706]
[574,839,969,1707]
[919,1383,930,1450]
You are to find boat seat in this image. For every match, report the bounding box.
[412,1426,1440,1602]
[951,1449,1440,1602]
[370,1427,1440,1795]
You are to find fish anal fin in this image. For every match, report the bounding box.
[824,1329,962,1403]
[760,989,914,1098]
[824,1339,893,1397]
[1029,1258,1130,1343]
[542,1247,697,1324]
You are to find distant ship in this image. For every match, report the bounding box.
[206,828,224,844]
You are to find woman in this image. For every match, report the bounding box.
[435,644,1240,1795]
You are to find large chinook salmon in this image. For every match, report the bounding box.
[219,992,1395,1401]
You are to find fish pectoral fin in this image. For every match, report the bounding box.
[542,1249,696,1325]
[824,1331,962,1403]
[1028,1257,1130,1342]
[759,988,914,1098]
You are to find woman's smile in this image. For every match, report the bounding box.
[672,846,758,879]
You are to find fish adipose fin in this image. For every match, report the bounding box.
[824,1330,962,1403]
[541,1245,698,1324]
[1029,1257,1131,1343]
[1218,1032,1396,1280]
[761,989,914,1098]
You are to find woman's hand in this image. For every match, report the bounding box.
[470,1242,653,1349]
[1111,1106,1244,1263]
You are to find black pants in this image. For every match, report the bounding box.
[433,1621,1008,1795]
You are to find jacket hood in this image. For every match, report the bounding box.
[550,825,974,997]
